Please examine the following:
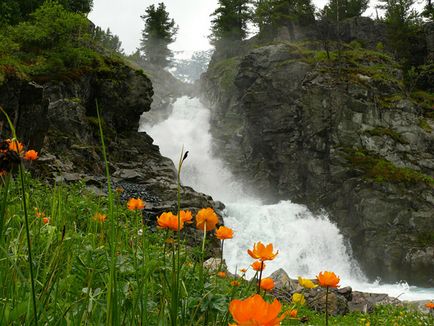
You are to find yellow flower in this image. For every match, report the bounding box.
[215,226,234,240]
[247,242,278,261]
[298,276,318,289]
[291,293,305,306]
[196,207,219,231]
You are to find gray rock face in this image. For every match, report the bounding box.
[201,42,434,286]
[0,60,222,250]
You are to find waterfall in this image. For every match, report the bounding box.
[141,96,434,301]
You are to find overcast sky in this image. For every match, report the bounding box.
[88,0,388,56]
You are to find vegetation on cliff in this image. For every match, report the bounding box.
[0,1,125,85]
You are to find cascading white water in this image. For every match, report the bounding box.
[141,96,434,301]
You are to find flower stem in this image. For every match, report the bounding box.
[325,286,329,326]
[19,164,38,325]
[257,261,264,294]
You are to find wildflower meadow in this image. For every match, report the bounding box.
[0,108,433,325]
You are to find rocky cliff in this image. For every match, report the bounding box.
[201,39,434,285]
[0,57,222,249]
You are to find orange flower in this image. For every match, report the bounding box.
[215,226,234,240]
[24,150,38,161]
[157,212,183,231]
[196,207,219,231]
[259,278,275,291]
[239,268,247,273]
[230,280,240,287]
[0,170,6,177]
[179,210,193,224]
[247,242,278,261]
[316,271,340,288]
[7,139,24,154]
[34,208,45,219]
[217,271,226,278]
[42,217,49,224]
[425,301,434,309]
[251,261,265,271]
[289,309,298,318]
[229,294,287,326]
[93,212,107,223]
[127,198,145,211]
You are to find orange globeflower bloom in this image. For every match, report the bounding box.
[259,277,275,291]
[216,226,234,240]
[7,139,24,154]
[251,261,265,271]
[127,198,145,211]
[239,268,247,273]
[24,150,38,161]
[316,271,340,288]
[247,242,278,261]
[196,207,219,231]
[217,271,226,278]
[179,210,193,224]
[289,309,298,318]
[157,212,183,231]
[230,280,240,287]
[229,294,288,326]
[425,301,434,309]
[42,217,49,224]
[93,212,107,223]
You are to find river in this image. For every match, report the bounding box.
[141,96,434,301]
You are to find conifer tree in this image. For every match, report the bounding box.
[94,27,124,54]
[322,0,369,22]
[140,3,177,68]
[377,0,422,67]
[254,0,315,37]
[210,0,252,44]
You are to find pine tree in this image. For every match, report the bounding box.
[254,0,315,37]
[210,0,252,44]
[377,0,422,67]
[322,0,369,22]
[140,3,177,68]
[94,27,124,54]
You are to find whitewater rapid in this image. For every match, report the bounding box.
[141,96,434,301]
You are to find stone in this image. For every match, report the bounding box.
[201,33,434,286]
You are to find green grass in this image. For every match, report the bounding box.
[281,305,434,325]
[348,149,434,186]
[365,127,408,144]
[0,166,432,324]
[206,57,240,94]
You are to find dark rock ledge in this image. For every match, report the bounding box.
[0,60,223,251]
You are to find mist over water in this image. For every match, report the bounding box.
[142,96,434,301]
